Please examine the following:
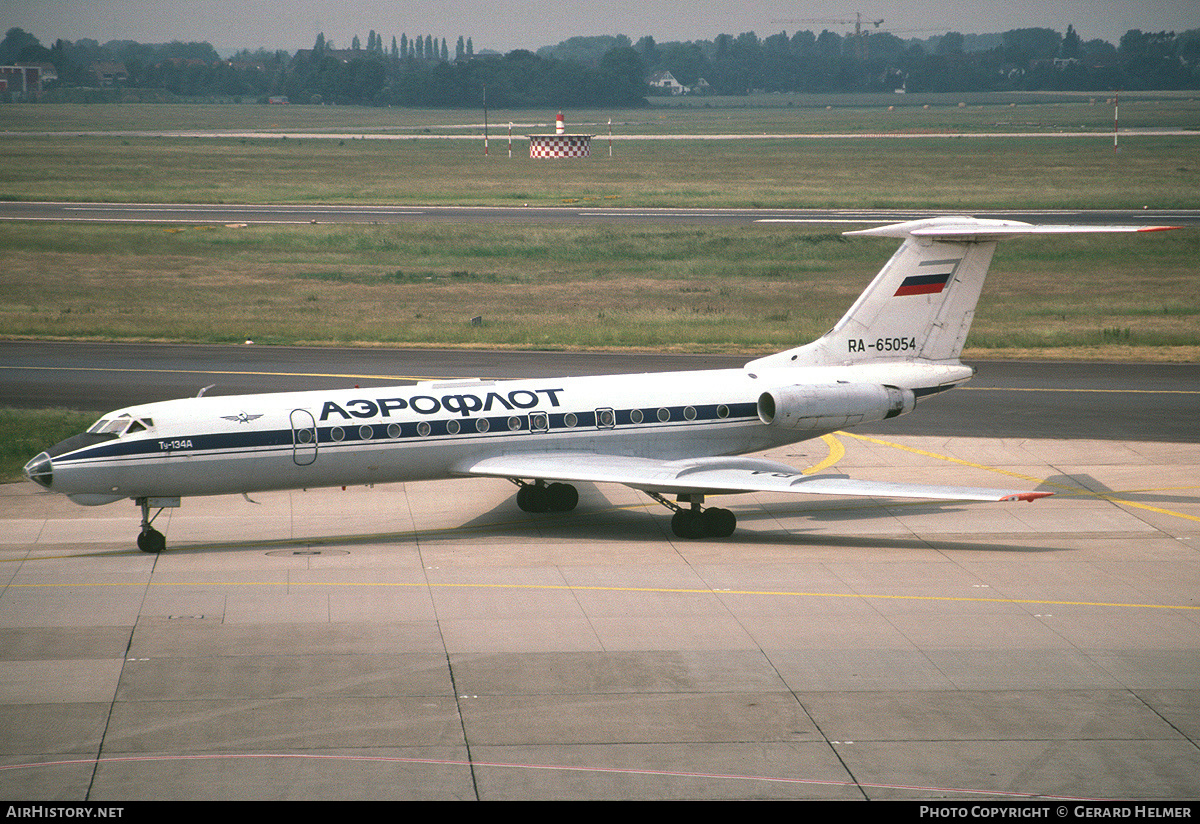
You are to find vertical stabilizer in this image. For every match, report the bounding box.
[747,216,1179,371]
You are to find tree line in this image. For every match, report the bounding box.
[3,24,1199,107]
[285,34,647,106]
[0,28,646,106]
[627,26,1200,94]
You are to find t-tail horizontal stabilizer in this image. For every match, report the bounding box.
[847,216,1181,240]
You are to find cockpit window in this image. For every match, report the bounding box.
[85,414,152,437]
[87,418,120,435]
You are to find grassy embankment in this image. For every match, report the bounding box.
[2,220,1196,353]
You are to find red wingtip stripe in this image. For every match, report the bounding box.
[1005,492,1055,502]
[1137,226,1183,232]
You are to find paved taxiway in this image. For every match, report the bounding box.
[3,202,1200,228]
[1,348,1197,800]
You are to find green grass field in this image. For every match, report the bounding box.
[0,97,1196,352]
[3,94,1199,208]
[2,221,1195,353]
[2,131,1197,209]
[6,91,1200,134]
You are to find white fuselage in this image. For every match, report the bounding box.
[42,361,970,506]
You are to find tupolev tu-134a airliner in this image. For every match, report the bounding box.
[24,217,1178,552]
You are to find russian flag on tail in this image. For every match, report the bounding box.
[894,272,952,296]
[894,258,961,297]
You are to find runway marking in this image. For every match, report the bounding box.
[803,433,844,475]
[959,386,1200,395]
[0,364,452,382]
[0,217,345,225]
[0,752,1100,800]
[4,577,1195,611]
[64,207,421,214]
[757,218,895,224]
[840,431,1200,524]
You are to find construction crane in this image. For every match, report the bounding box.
[771,13,885,60]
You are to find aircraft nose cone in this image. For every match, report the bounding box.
[23,452,53,489]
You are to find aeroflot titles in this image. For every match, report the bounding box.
[319,388,566,422]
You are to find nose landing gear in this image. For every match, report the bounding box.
[135,497,172,553]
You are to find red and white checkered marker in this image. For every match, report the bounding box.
[529,135,592,158]
[527,113,595,158]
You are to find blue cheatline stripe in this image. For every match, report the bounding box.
[51,401,762,467]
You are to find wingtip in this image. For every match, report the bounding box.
[1004,491,1055,503]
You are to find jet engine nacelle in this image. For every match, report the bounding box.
[757,383,916,431]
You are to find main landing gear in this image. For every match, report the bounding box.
[513,480,579,513]
[135,497,167,554]
[649,492,737,539]
[510,481,736,539]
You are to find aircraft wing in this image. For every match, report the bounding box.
[453,452,1050,502]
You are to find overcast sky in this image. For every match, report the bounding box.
[6,0,1197,55]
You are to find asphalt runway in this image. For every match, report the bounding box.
[1,345,1198,800]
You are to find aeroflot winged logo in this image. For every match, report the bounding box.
[894,258,961,297]
[221,412,264,424]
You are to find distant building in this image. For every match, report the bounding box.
[0,65,43,97]
[91,62,128,87]
[648,70,684,95]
